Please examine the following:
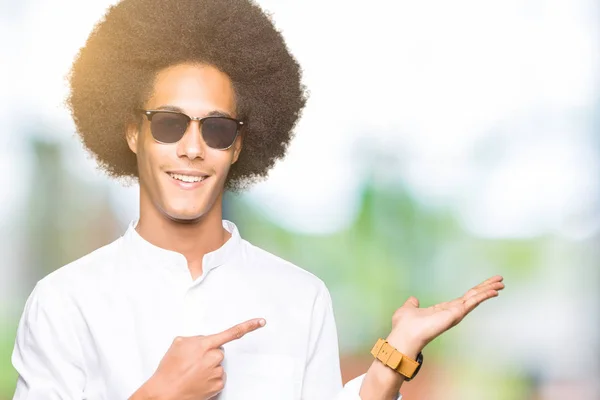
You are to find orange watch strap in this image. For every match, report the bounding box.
[370,338,420,379]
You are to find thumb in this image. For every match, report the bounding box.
[403,296,420,308]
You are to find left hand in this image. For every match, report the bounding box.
[386,275,505,358]
[359,275,504,399]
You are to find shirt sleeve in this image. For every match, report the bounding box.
[338,374,401,400]
[12,281,87,400]
[302,282,401,400]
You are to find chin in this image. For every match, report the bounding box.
[162,206,209,224]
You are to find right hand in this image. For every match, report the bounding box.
[132,318,266,400]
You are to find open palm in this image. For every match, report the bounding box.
[386,275,505,356]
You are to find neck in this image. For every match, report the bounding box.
[135,192,229,279]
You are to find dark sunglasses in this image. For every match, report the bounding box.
[138,109,244,150]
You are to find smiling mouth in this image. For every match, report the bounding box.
[167,172,208,183]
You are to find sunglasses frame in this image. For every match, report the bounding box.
[137,109,244,150]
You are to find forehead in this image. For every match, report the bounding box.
[146,63,236,115]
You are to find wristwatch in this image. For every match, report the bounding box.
[370,338,423,381]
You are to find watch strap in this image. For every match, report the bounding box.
[370,338,422,380]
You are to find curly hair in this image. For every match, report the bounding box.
[67,0,307,191]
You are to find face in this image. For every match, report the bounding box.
[127,63,242,223]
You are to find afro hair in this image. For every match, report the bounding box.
[67,0,307,191]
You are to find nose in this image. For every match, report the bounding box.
[176,120,206,160]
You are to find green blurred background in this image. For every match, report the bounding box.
[1,0,599,399]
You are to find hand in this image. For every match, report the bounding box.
[130,318,266,400]
[386,275,505,357]
[360,275,504,400]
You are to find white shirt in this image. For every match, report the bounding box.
[12,220,402,400]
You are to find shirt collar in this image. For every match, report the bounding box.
[123,219,242,276]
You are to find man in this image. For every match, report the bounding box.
[11,0,504,399]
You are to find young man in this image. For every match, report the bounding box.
[11,0,504,399]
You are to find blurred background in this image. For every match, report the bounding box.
[1,0,599,399]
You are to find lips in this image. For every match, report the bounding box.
[167,172,207,183]
[165,170,211,189]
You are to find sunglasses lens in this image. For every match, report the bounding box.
[202,117,239,149]
[150,112,189,143]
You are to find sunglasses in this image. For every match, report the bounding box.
[138,109,244,150]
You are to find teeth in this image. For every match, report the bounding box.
[169,173,206,183]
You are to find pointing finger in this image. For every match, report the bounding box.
[207,318,266,348]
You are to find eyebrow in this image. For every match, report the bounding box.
[155,105,234,119]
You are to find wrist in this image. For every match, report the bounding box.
[370,359,406,387]
[384,334,422,360]
[129,377,172,400]
[360,360,404,400]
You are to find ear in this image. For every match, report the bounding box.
[126,123,140,155]
[231,134,243,164]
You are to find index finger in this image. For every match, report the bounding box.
[207,318,266,348]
